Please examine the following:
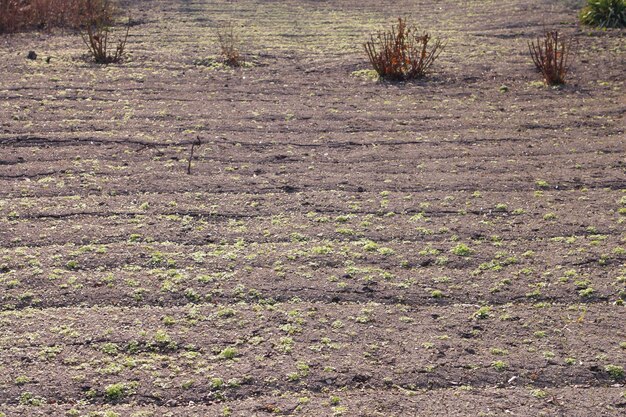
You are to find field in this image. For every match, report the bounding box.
[0,0,625,416]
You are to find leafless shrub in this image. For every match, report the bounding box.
[215,21,243,67]
[81,19,129,64]
[364,18,445,81]
[528,30,575,86]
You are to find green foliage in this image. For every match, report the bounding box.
[14,375,31,385]
[580,0,626,28]
[451,243,473,256]
[605,364,625,380]
[104,381,137,402]
[19,391,44,406]
[104,383,126,401]
[431,289,444,298]
[492,360,508,371]
[101,342,119,355]
[531,389,548,398]
[219,346,238,360]
[210,377,224,389]
[473,306,491,319]
[351,69,380,80]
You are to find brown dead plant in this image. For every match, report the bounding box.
[81,1,129,64]
[528,30,575,86]
[0,0,115,33]
[187,137,202,175]
[215,21,243,67]
[364,17,445,81]
[81,19,129,64]
[0,0,22,33]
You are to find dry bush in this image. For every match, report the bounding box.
[81,17,129,64]
[528,31,575,86]
[0,0,114,34]
[364,18,445,81]
[0,0,18,33]
[81,19,130,64]
[215,21,243,67]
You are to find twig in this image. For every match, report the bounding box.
[187,136,202,175]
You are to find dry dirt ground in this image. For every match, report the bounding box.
[0,0,625,416]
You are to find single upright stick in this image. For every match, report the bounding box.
[187,136,202,175]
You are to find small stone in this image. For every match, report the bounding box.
[27,51,37,60]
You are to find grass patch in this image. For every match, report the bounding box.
[579,0,626,28]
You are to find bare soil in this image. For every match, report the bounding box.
[0,0,625,416]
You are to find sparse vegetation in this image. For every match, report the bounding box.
[492,360,508,372]
[0,1,623,415]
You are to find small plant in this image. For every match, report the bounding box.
[219,346,238,360]
[492,360,508,372]
[451,243,473,256]
[210,377,224,390]
[528,31,575,86]
[104,383,125,402]
[531,389,548,399]
[579,287,595,297]
[473,306,491,320]
[101,342,119,355]
[18,391,44,406]
[104,382,136,402]
[152,329,177,350]
[605,364,625,380]
[431,289,444,298]
[215,21,243,67]
[579,0,626,28]
[82,6,130,64]
[494,203,508,212]
[364,18,445,81]
[15,376,31,385]
[184,288,201,302]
